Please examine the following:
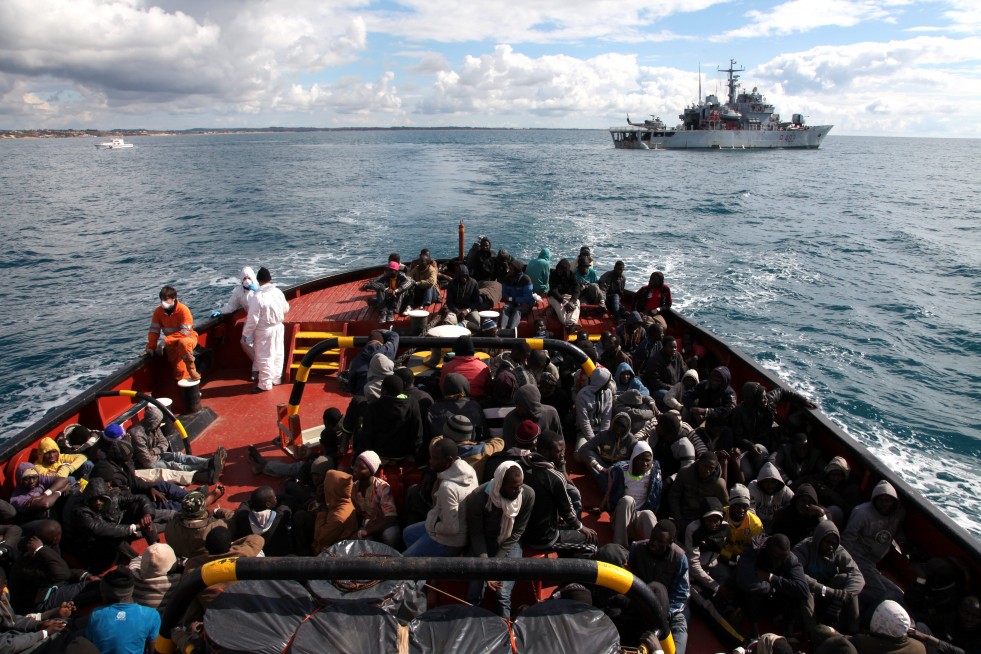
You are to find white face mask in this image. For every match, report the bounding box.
[160,300,175,310]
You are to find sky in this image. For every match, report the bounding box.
[1,0,980,136]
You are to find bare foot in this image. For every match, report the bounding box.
[206,483,225,505]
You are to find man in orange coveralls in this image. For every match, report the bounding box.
[145,285,200,381]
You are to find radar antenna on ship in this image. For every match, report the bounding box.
[718,59,745,107]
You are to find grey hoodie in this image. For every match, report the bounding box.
[748,462,795,529]
[841,480,905,564]
[792,520,866,596]
[426,458,479,548]
[502,384,563,446]
[575,367,615,443]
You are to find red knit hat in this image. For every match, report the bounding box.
[514,419,541,445]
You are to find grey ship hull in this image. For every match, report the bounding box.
[610,124,832,149]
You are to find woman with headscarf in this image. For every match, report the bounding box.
[575,367,615,451]
[312,470,358,554]
[606,442,662,547]
[466,460,535,617]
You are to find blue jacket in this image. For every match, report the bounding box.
[608,459,662,514]
[614,361,650,397]
[502,274,535,308]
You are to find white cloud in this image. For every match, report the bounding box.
[414,45,701,125]
[278,72,403,119]
[0,0,368,121]
[721,0,893,39]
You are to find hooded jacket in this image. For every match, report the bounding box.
[427,374,488,441]
[608,455,662,514]
[575,367,615,443]
[770,483,827,545]
[614,362,649,396]
[791,520,865,596]
[349,329,399,396]
[128,405,170,469]
[129,542,181,610]
[841,480,906,564]
[426,458,479,548]
[9,463,59,512]
[748,462,795,528]
[365,352,395,401]
[466,481,535,557]
[32,437,88,478]
[67,477,152,548]
[360,391,423,460]
[611,389,656,434]
[668,369,699,407]
[313,470,358,553]
[503,385,563,447]
[525,248,552,295]
[683,366,737,421]
[731,381,814,452]
[668,458,728,525]
[445,273,481,313]
[852,600,927,654]
[578,412,637,469]
[220,266,257,314]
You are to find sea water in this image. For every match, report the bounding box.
[1,130,979,537]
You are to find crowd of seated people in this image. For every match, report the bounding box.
[3,241,978,654]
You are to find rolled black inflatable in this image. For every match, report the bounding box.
[155,556,675,654]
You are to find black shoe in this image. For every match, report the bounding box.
[250,387,267,394]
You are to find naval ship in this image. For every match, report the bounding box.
[610,60,833,150]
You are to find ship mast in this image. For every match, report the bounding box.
[718,58,744,107]
[698,62,702,104]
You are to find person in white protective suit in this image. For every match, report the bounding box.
[212,267,259,380]
[243,267,290,393]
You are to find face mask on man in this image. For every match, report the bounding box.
[160,300,175,310]
[243,280,258,291]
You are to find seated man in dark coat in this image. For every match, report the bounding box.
[227,485,293,556]
[733,533,810,639]
[63,477,155,572]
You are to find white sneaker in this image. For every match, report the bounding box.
[401,306,413,316]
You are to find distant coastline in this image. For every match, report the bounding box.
[0,126,559,139]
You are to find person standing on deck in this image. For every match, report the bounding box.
[211,266,259,380]
[243,267,290,394]
[145,286,200,381]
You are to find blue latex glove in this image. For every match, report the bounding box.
[210,311,222,318]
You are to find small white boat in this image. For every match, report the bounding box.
[95,137,134,149]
